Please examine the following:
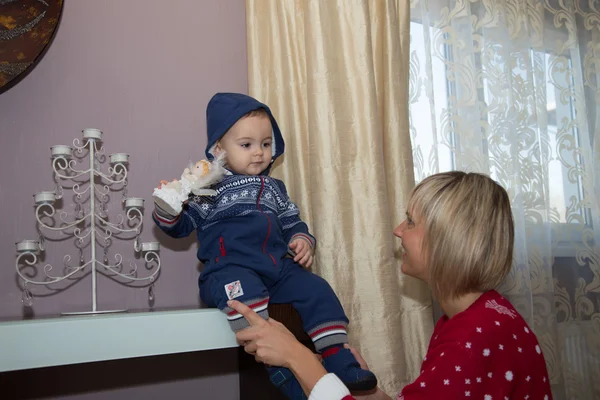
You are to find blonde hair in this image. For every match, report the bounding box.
[407,171,514,301]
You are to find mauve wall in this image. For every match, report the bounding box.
[0,0,247,398]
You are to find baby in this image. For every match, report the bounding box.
[153,93,376,398]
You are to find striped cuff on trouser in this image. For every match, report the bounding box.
[308,321,348,352]
[223,297,269,332]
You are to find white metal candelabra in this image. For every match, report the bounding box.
[15,128,160,315]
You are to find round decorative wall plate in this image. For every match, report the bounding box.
[0,0,64,95]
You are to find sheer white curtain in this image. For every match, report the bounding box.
[409,0,600,398]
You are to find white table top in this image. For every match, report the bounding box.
[0,308,238,372]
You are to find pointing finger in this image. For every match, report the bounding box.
[228,300,267,327]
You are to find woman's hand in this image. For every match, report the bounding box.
[229,300,331,396]
[353,388,392,400]
[229,300,306,368]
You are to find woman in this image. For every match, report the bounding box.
[229,171,552,400]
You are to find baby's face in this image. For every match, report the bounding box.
[216,114,272,175]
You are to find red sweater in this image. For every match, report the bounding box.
[318,291,552,400]
[397,290,552,399]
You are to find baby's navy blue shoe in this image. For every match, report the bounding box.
[322,347,378,391]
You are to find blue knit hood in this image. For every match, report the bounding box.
[205,93,285,175]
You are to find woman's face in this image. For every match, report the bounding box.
[393,209,428,282]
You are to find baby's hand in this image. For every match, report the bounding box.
[289,239,314,268]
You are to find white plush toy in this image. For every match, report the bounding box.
[152,155,226,216]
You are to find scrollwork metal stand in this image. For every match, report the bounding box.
[15,129,160,315]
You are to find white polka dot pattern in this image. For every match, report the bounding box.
[396,291,552,400]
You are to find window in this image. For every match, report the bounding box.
[409,10,596,255]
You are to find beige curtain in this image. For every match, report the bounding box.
[246,0,433,395]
